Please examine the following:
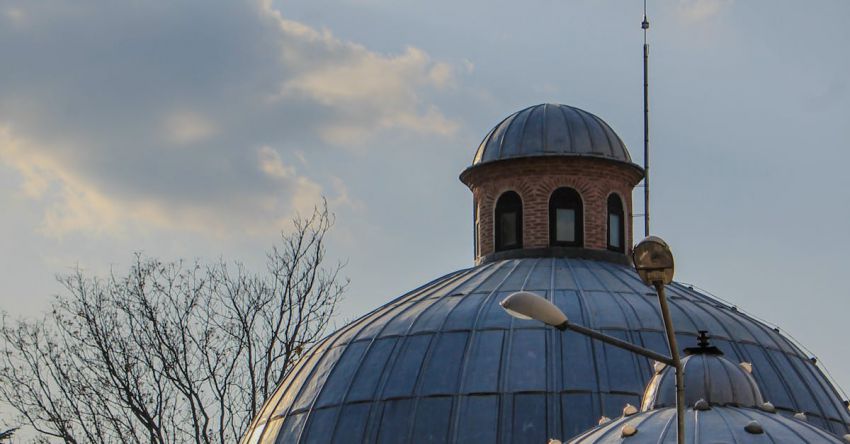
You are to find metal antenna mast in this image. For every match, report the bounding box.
[642,0,651,237]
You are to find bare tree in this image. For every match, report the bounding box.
[0,202,346,443]
[0,427,17,442]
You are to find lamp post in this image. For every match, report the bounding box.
[632,236,683,444]
[500,236,683,444]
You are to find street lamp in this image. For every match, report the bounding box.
[500,292,674,366]
[632,236,683,444]
[500,236,683,444]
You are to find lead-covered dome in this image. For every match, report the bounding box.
[641,334,765,410]
[472,103,633,166]
[571,332,850,443]
[569,407,849,443]
[242,258,850,443]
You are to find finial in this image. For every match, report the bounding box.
[697,330,710,348]
[684,330,723,355]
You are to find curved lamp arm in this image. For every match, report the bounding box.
[500,292,673,366]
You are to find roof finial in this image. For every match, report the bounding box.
[697,330,710,348]
[684,330,724,355]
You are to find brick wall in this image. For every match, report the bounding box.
[460,157,644,263]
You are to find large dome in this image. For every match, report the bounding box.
[243,257,850,443]
[472,103,633,167]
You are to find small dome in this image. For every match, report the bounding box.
[569,407,847,443]
[472,103,633,166]
[642,332,764,410]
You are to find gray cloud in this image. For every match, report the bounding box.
[0,0,458,236]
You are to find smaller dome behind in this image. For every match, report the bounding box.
[642,332,764,410]
[569,407,848,444]
[472,103,632,166]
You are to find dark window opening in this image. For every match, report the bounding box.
[549,188,583,247]
[473,199,479,258]
[495,191,522,251]
[607,194,625,253]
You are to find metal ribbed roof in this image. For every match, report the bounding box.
[642,352,765,411]
[471,103,633,166]
[569,407,847,443]
[243,258,850,443]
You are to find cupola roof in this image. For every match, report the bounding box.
[472,103,634,167]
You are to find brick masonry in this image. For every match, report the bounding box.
[460,157,645,264]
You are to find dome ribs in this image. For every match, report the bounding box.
[470,104,635,167]
[246,259,850,443]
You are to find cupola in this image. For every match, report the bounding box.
[460,103,644,265]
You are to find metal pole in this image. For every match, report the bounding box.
[643,40,650,237]
[557,321,674,366]
[654,282,684,444]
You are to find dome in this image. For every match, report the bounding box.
[471,103,634,167]
[641,333,765,410]
[569,407,848,443]
[242,257,850,443]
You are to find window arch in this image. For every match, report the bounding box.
[607,193,625,253]
[473,199,479,257]
[495,191,522,251]
[549,187,583,247]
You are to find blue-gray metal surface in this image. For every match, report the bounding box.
[642,353,764,411]
[569,407,846,443]
[472,103,633,166]
[243,257,850,443]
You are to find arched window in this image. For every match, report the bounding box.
[495,191,522,251]
[607,194,625,253]
[473,199,479,257]
[549,188,583,247]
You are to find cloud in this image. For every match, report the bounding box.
[265,3,459,144]
[0,0,459,238]
[0,127,140,236]
[163,111,216,145]
[258,146,295,180]
[4,7,25,24]
[676,0,733,22]
[0,127,328,238]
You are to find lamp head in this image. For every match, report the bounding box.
[500,291,568,329]
[632,235,675,285]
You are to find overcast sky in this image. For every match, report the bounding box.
[2,0,849,395]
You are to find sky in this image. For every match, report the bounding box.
[1,0,849,398]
